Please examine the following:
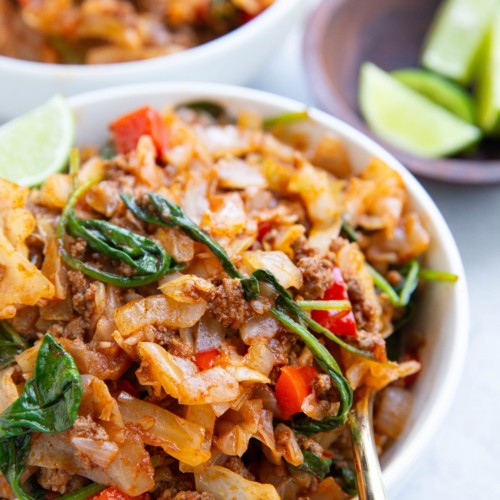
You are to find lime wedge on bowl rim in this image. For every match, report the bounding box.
[0,96,74,186]
[421,0,499,85]
[359,63,482,159]
[392,68,476,124]
[476,8,500,136]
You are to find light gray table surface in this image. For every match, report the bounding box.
[251,25,500,500]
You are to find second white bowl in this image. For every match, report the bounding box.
[0,0,305,120]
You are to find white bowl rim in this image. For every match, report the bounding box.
[68,81,469,493]
[0,0,301,77]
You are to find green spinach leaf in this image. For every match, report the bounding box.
[0,322,27,370]
[0,434,32,500]
[0,334,82,437]
[0,335,82,498]
[288,449,332,480]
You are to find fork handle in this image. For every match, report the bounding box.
[348,387,387,500]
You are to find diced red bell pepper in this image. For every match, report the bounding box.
[89,487,150,500]
[275,365,318,420]
[311,267,358,338]
[109,106,167,156]
[194,348,220,371]
[257,221,272,242]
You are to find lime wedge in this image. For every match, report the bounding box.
[476,9,500,136]
[392,68,475,124]
[359,63,482,158]
[421,0,499,85]
[0,96,74,186]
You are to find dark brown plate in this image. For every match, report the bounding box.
[303,0,500,184]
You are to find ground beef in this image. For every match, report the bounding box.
[174,493,215,500]
[311,373,342,416]
[115,260,136,277]
[224,457,255,481]
[68,237,87,259]
[36,468,74,494]
[154,325,193,358]
[312,373,332,399]
[70,415,109,441]
[62,316,88,341]
[292,237,334,300]
[47,322,64,338]
[345,274,379,335]
[207,279,253,329]
[67,269,98,325]
[268,329,297,366]
[296,435,325,457]
[154,465,197,499]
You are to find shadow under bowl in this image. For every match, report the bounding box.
[303,0,500,184]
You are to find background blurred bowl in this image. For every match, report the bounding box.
[0,0,305,121]
[68,81,469,496]
[303,0,500,184]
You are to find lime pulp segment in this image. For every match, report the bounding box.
[0,96,74,186]
[392,68,476,124]
[421,0,499,85]
[359,63,482,158]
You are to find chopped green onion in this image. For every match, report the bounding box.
[367,264,401,306]
[298,300,351,311]
[419,268,458,282]
[398,259,420,307]
[263,110,309,129]
[341,221,358,242]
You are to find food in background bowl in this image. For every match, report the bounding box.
[0,84,467,499]
[0,0,274,64]
[0,0,306,119]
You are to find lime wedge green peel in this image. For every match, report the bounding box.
[359,63,482,158]
[476,9,500,136]
[392,68,476,124]
[0,96,74,186]
[421,0,499,85]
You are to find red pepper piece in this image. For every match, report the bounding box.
[257,221,272,242]
[89,487,150,500]
[275,365,318,420]
[311,267,358,338]
[109,106,167,156]
[194,348,220,371]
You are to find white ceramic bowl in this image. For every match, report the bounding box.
[68,82,468,497]
[0,0,306,120]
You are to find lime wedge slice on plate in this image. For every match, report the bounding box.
[392,68,476,124]
[476,9,500,136]
[421,0,499,85]
[0,96,74,186]
[359,63,481,158]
